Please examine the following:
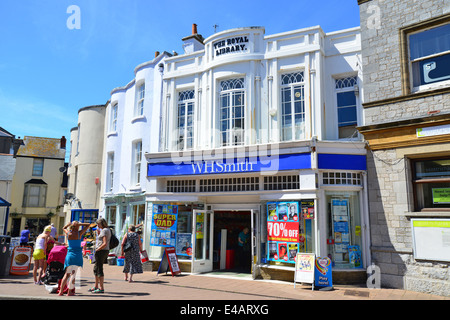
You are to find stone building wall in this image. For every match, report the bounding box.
[359,0,450,296]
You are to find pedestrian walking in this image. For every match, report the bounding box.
[32,226,51,285]
[50,223,57,238]
[90,218,111,294]
[20,226,30,246]
[59,221,91,296]
[121,225,143,282]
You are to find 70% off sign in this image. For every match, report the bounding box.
[267,221,300,242]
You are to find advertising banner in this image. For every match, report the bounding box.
[10,246,32,276]
[150,204,178,247]
[157,247,181,277]
[314,256,333,289]
[432,188,450,204]
[294,253,315,288]
[267,201,301,264]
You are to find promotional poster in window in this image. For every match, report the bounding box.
[267,201,313,264]
[150,204,178,248]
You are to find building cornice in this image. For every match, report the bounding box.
[362,86,450,109]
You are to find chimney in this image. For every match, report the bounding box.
[155,51,160,58]
[60,136,66,149]
[182,23,205,54]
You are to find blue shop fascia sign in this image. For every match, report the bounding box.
[147,152,366,177]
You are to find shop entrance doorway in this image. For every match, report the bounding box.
[213,210,251,273]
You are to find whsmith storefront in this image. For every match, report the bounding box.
[142,25,369,284]
[145,141,370,283]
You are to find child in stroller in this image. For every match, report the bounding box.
[43,245,67,293]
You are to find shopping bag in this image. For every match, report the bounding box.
[140,250,149,263]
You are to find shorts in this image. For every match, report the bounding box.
[93,250,109,277]
[33,249,46,260]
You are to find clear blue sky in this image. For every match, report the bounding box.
[0,0,361,160]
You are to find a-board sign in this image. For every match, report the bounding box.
[294,253,315,289]
[10,246,32,276]
[157,247,181,277]
[411,219,450,262]
[314,256,333,289]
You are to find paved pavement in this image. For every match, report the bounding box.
[0,259,448,305]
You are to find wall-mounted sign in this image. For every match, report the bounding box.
[148,153,311,177]
[148,153,365,177]
[411,219,450,262]
[213,36,249,57]
[417,124,450,138]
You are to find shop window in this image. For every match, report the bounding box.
[106,206,117,228]
[26,218,50,241]
[412,158,450,211]
[280,72,305,141]
[131,203,145,226]
[176,207,193,260]
[177,90,195,151]
[265,201,315,266]
[219,78,245,147]
[326,191,363,269]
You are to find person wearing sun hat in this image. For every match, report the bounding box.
[32,226,52,285]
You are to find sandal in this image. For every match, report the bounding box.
[88,287,98,292]
[91,288,104,294]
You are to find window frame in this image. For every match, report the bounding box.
[135,82,145,117]
[335,75,358,139]
[23,184,47,208]
[280,71,305,142]
[32,158,44,177]
[176,89,195,151]
[400,14,450,94]
[110,103,118,132]
[107,152,114,192]
[132,140,142,186]
[411,156,450,212]
[219,78,245,147]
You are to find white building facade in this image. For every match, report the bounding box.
[141,25,369,283]
[101,52,171,242]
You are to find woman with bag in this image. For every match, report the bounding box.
[121,225,143,282]
[90,218,111,294]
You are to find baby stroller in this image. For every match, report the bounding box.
[43,246,67,293]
